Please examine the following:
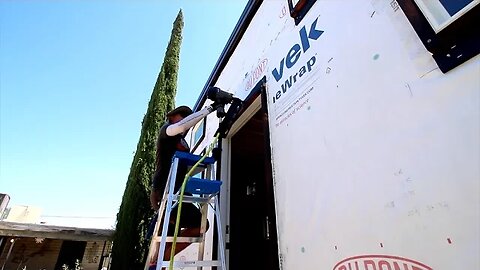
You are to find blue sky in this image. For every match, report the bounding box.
[0,1,247,228]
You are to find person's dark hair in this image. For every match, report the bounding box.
[166,106,192,118]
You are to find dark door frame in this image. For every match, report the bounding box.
[221,78,279,269]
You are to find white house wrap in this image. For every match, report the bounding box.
[188,1,480,269]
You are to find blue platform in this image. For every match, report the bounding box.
[173,151,216,166]
[185,177,222,195]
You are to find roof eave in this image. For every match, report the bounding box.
[193,0,263,111]
[0,221,114,241]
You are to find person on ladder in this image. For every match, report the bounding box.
[149,101,223,268]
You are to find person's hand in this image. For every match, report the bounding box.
[209,102,226,117]
[150,189,161,211]
[209,102,224,112]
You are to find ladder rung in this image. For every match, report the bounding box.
[152,236,202,243]
[159,260,221,267]
[174,151,216,166]
[172,195,210,203]
[185,178,222,195]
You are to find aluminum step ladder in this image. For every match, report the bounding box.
[145,151,226,270]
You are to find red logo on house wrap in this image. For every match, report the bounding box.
[333,255,432,270]
[245,58,268,91]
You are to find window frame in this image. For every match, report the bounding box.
[397,0,480,73]
[288,0,317,25]
[191,118,206,153]
[413,0,479,33]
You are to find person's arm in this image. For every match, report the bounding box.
[166,106,214,136]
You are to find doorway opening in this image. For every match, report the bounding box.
[227,95,279,270]
[54,240,86,269]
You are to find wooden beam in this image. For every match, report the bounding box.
[0,221,113,241]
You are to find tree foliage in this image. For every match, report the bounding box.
[111,10,183,270]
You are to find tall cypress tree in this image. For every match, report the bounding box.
[111,10,183,270]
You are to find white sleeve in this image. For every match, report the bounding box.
[166,106,212,136]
